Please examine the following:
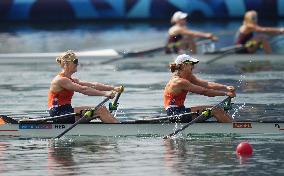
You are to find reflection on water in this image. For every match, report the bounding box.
[48,144,76,176]
[0,135,283,175]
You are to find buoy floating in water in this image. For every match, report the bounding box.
[236,141,253,156]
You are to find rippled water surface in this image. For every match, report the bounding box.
[0,22,284,175]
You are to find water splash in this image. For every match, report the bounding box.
[237,74,246,89]
[232,103,246,119]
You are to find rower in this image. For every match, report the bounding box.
[235,10,284,54]
[165,11,218,54]
[164,54,235,123]
[48,50,123,123]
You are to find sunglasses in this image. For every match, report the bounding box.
[251,15,258,22]
[72,58,78,65]
[183,60,194,65]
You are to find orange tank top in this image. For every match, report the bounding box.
[164,88,188,110]
[48,73,75,109]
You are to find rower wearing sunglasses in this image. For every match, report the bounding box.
[48,50,122,123]
[235,10,284,54]
[164,54,236,123]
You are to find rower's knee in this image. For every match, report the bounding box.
[212,108,232,123]
[96,106,109,116]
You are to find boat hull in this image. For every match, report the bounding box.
[0,122,283,138]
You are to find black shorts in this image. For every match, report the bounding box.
[166,106,193,123]
[49,104,75,123]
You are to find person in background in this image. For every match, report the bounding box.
[165,11,218,54]
[48,50,123,123]
[164,54,236,123]
[235,10,284,54]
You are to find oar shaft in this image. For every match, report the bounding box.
[165,114,204,138]
[55,97,110,139]
[206,45,244,64]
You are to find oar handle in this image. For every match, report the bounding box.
[109,86,124,112]
[113,86,124,105]
[223,96,233,112]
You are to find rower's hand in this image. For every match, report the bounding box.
[113,86,124,93]
[207,33,218,41]
[226,86,236,92]
[226,91,236,98]
[106,91,116,99]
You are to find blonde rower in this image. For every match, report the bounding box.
[48,50,122,123]
[236,10,284,54]
[164,54,235,123]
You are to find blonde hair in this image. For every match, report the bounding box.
[56,50,76,65]
[244,10,257,25]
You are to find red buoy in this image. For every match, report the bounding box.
[236,141,253,156]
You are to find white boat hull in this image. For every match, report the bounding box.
[0,122,283,138]
[0,49,120,58]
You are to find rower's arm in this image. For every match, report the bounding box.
[179,28,217,40]
[191,76,235,92]
[59,78,111,97]
[75,79,115,91]
[253,25,284,34]
[91,82,115,91]
[179,79,226,97]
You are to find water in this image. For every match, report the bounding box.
[0,22,284,175]
[1,137,284,176]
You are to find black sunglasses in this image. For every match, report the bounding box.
[72,58,78,65]
[183,60,194,65]
[251,15,258,22]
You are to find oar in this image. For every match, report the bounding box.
[99,45,165,65]
[109,86,124,113]
[54,96,111,139]
[163,96,232,139]
[100,39,213,65]
[205,44,244,64]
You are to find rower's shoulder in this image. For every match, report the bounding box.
[240,24,256,32]
[171,76,189,85]
[53,75,73,85]
[168,25,184,35]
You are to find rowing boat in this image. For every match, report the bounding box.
[1,95,283,138]
[1,122,283,138]
[1,35,283,60]
[0,45,165,59]
[118,53,284,66]
[0,41,237,60]
[0,116,283,138]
